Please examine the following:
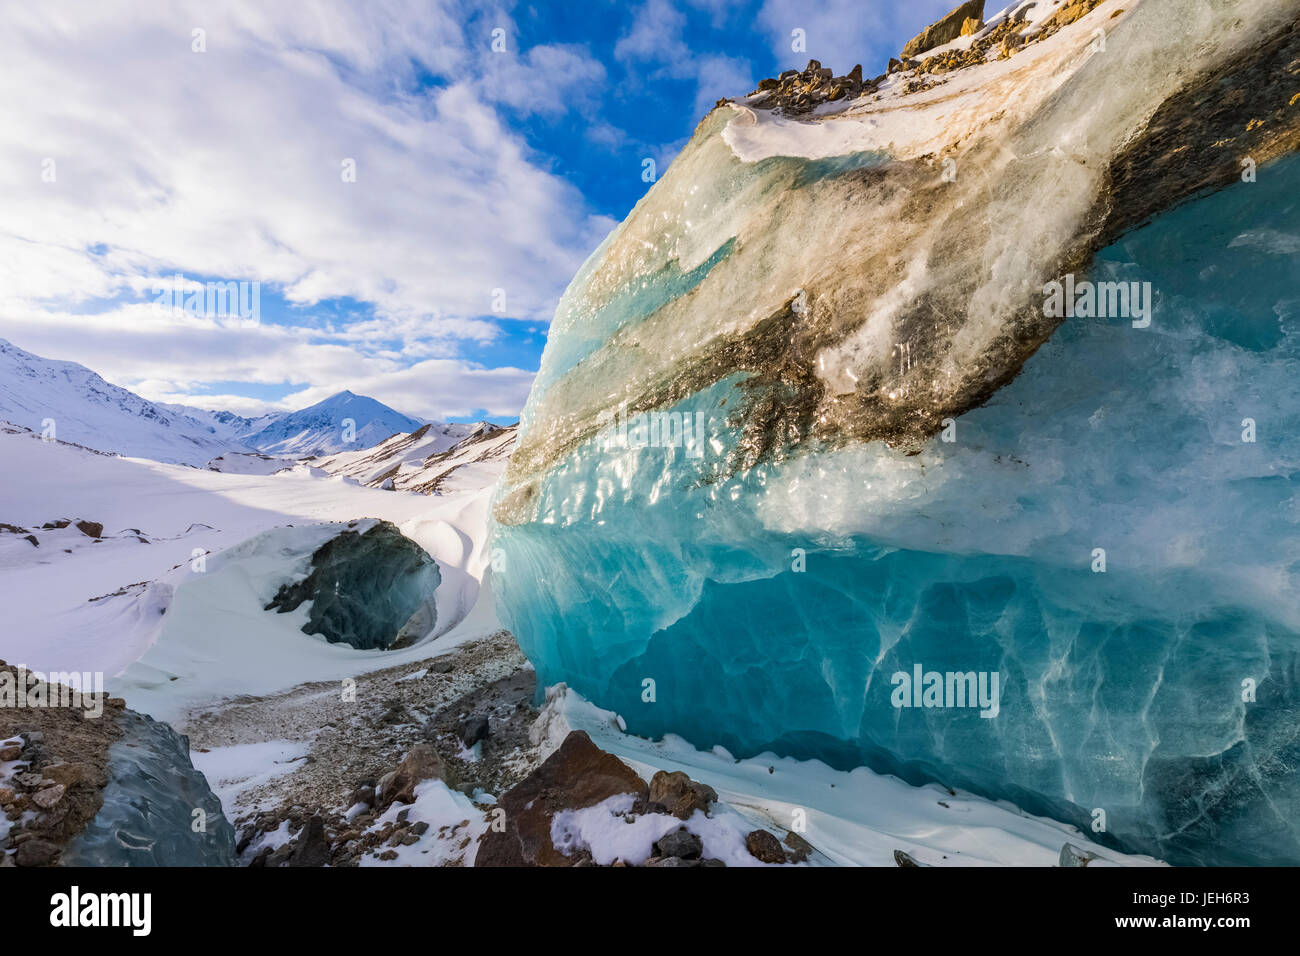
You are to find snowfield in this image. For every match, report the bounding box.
[0,422,505,721]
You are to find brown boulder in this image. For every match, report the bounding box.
[31,783,65,809]
[39,762,100,788]
[376,743,450,811]
[475,730,647,866]
[74,520,103,539]
[647,770,717,820]
[16,838,59,866]
[902,0,986,58]
[745,829,787,864]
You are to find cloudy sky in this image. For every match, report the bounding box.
[0,0,956,421]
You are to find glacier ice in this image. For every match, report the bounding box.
[62,710,236,866]
[493,0,1300,866]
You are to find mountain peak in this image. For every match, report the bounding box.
[238,390,426,457]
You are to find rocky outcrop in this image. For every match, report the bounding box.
[0,662,234,867]
[748,60,881,114]
[0,685,116,867]
[376,743,453,811]
[265,520,441,650]
[312,422,517,496]
[475,730,647,866]
[901,0,986,58]
[1037,0,1107,36]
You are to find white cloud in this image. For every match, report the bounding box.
[0,302,533,420]
[615,0,755,118]
[0,0,617,415]
[756,0,966,78]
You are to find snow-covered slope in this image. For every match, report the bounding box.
[235,390,427,457]
[0,422,504,719]
[204,451,303,475]
[0,338,253,466]
[314,421,516,494]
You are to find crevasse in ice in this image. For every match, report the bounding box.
[493,0,1300,865]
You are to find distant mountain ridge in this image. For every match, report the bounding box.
[0,338,468,466]
[0,338,249,466]
[313,420,516,494]
[235,390,426,457]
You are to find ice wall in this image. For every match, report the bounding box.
[493,0,1300,865]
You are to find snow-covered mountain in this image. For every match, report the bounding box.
[0,338,253,467]
[0,339,448,465]
[159,403,268,443]
[313,421,516,494]
[234,390,426,457]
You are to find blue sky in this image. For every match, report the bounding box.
[0,0,957,422]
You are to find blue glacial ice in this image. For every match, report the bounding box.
[493,2,1300,865]
[496,154,1300,866]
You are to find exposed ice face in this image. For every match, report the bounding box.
[499,0,1300,523]
[266,521,440,651]
[62,710,236,866]
[496,153,1300,865]
[494,0,1300,865]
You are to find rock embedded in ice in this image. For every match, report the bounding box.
[494,0,1300,866]
[265,520,440,650]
